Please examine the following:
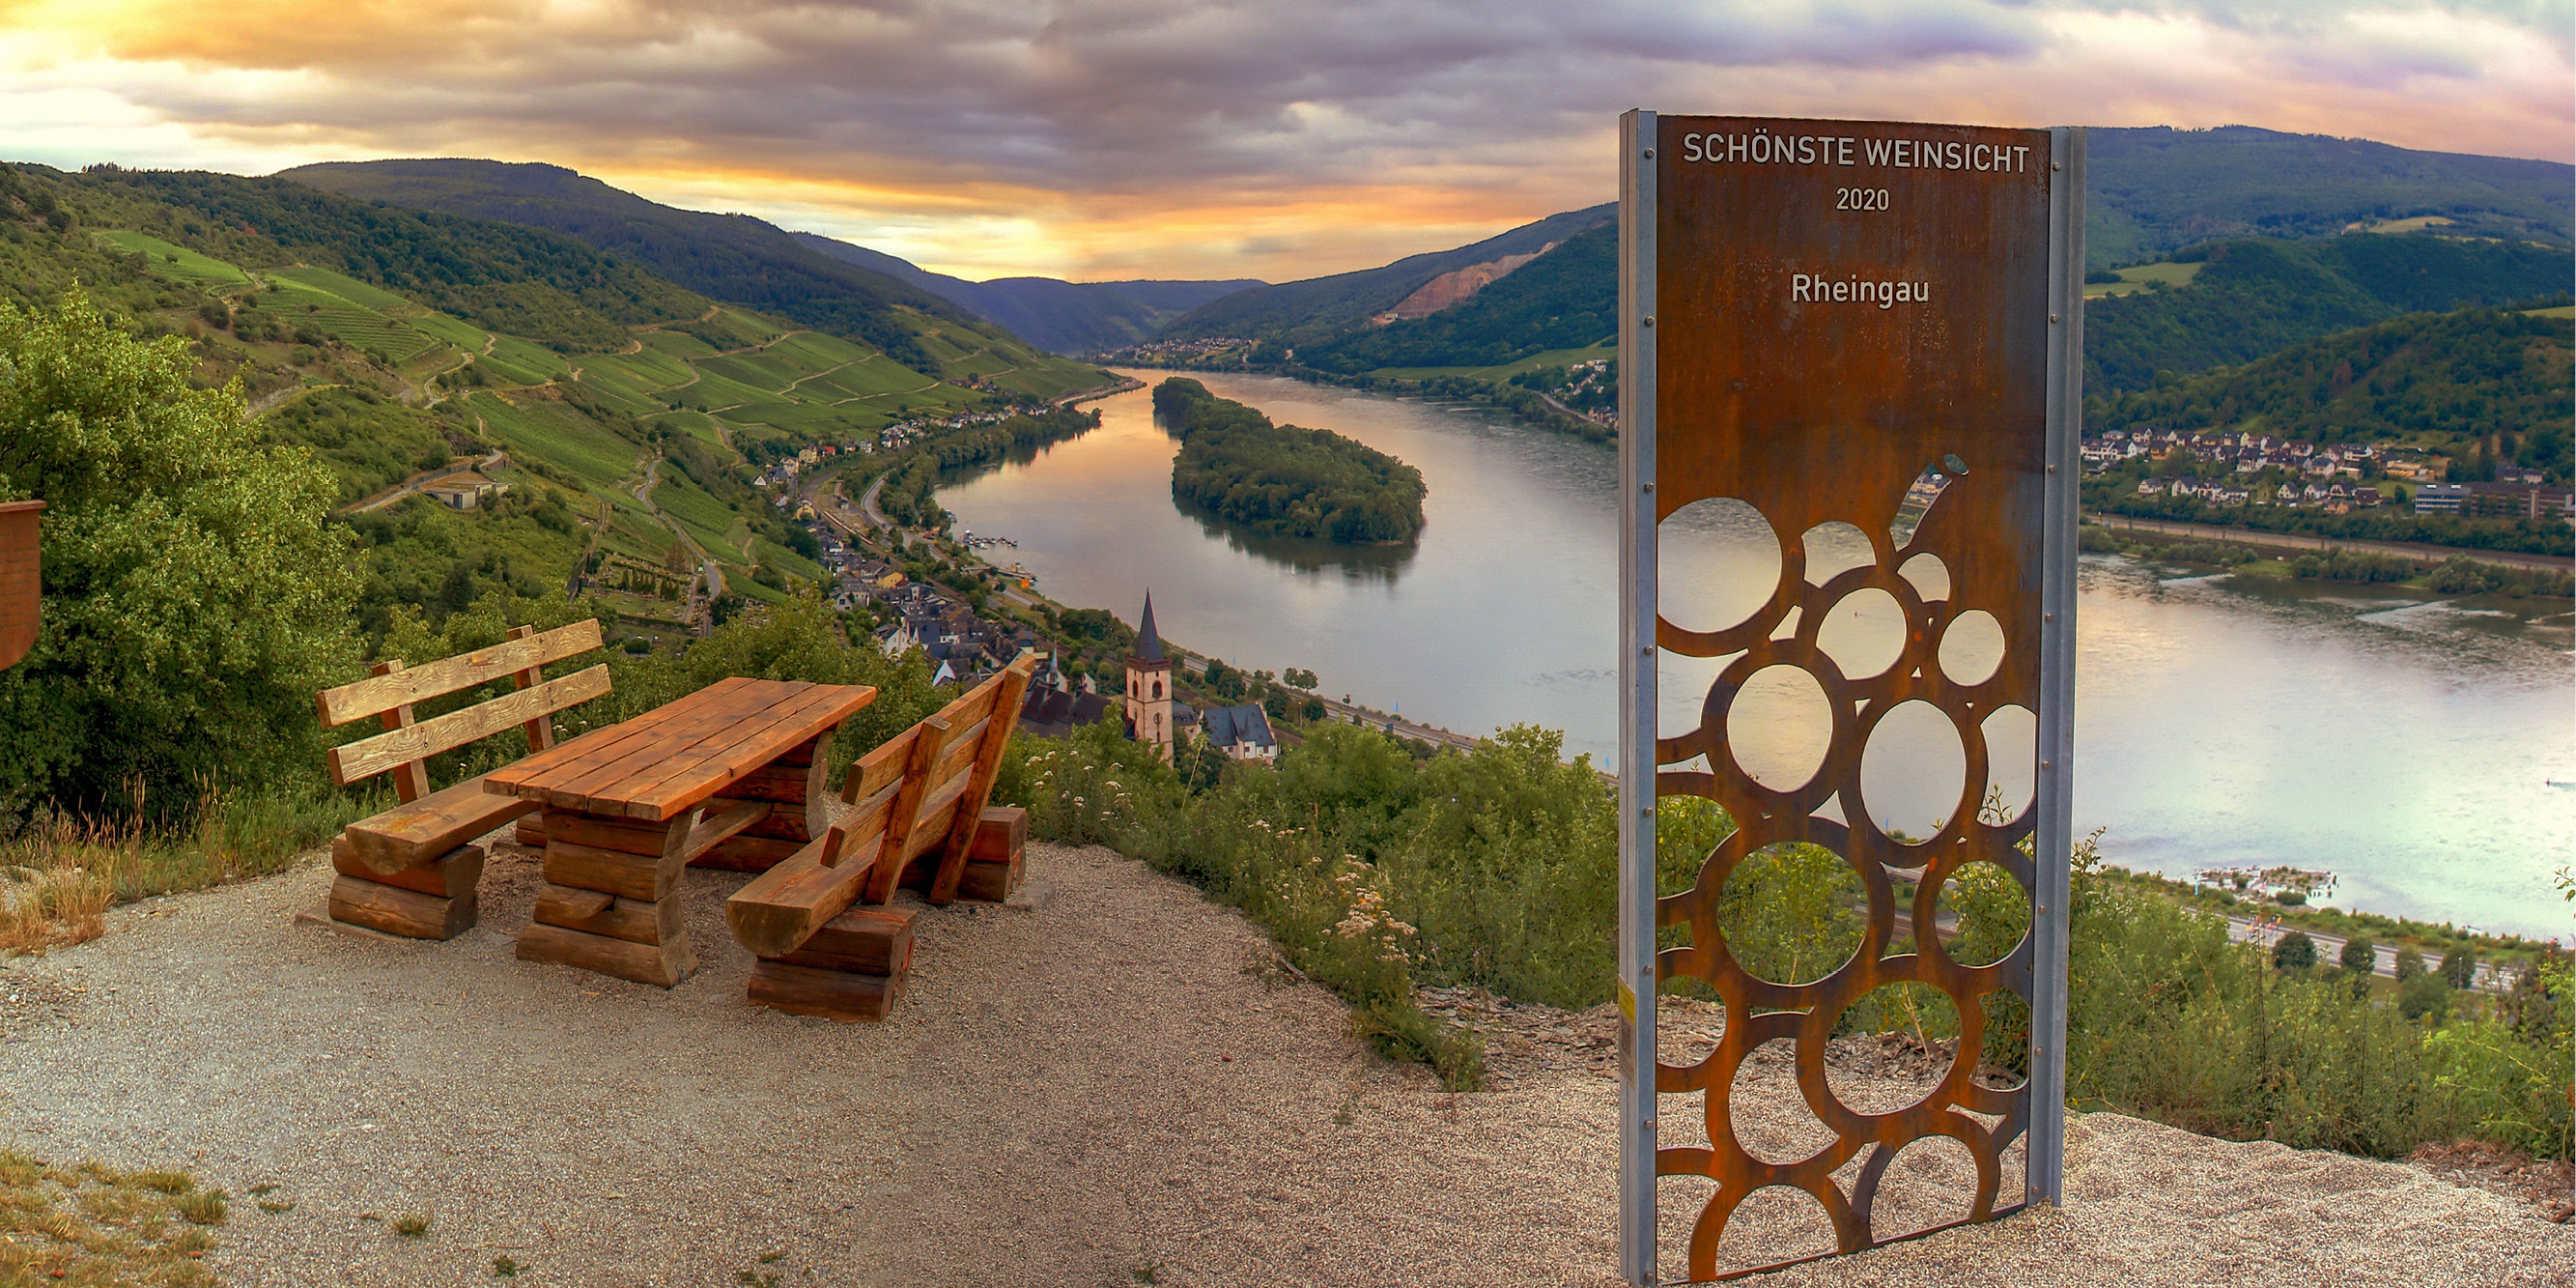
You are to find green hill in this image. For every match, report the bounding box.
[2099,307,2573,484]
[1153,378,1426,543]
[281,159,1110,400]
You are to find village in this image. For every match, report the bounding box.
[2084,424,2575,519]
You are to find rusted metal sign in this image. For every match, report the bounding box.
[1616,114,2081,1283]
[0,501,42,671]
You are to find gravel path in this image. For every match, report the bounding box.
[0,837,2564,1286]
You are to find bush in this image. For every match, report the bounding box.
[2393,945,2427,981]
[2273,930,2317,970]
[2439,948,2477,989]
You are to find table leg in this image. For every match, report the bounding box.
[515,806,700,987]
[694,731,834,872]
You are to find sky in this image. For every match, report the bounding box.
[0,1,2567,283]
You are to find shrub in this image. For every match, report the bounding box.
[2393,946,2427,981]
[2439,948,2477,989]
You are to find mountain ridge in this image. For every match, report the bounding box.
[786,231,1260,355]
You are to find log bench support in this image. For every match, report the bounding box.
[514,794,779,987]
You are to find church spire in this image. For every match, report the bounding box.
[1134,590,1165,663]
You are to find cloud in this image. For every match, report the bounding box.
[0,0,2566,279]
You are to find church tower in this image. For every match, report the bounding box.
[1125,591,1175,763]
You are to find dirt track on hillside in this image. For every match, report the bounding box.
[0,838,2564,1287]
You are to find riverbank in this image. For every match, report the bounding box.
[2090,511,2576,574]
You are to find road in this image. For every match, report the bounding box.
[2088,513,2572,573]
[2224,912,2521,991]
[627,455,724,632]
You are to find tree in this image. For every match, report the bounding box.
[0,292,361,817]
[2439,948,2477,989]
[2272,930,2317,971]
[2338,935,2376,999]
[2392,945,2427,981]
[1284,667,1318,690]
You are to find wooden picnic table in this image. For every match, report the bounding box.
[486,676,875,987]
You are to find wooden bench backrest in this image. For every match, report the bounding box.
[725,652,1037,957]
[828,651,1034,904]
[318,619,610,799]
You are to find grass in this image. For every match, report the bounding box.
[0,780,367,954]
[392,1211,432,1238]
[93,231,249,288]
[0,1152,222,1286]
[2085,260,2204,298]
[2522,304,2576,319]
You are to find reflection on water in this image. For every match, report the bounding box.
[939,370,2575,938]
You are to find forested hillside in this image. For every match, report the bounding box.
[2083,235,2571,395]
[2085,126,2572,267]
[284,159,1107,396]
[1153,378,1426,543]
[2100,307,2572,484]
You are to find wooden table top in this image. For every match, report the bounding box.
[484,676,875,821]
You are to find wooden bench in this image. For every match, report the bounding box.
[727,653,1034,1020]
[314,620,610,939]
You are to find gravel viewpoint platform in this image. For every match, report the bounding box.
[0,838,2564,1287]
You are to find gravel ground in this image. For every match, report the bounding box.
[0,836,2564,1287]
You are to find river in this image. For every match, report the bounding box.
[939,370,2576,939]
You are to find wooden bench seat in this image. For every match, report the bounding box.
[333,772,536,877]
[725,654,1034,1017]
[313,619,609,940]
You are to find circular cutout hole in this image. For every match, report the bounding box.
[1656,991,1728,1079]
[1716,842,1864,987]
[1800,521,1876,586]
[1816,587,1906,680]
[1659,498,1781,634]
[1938,611,2006,686]
[1898,552,1950,602]
[1712,1184,1841,1277]
[1971,988,2031,1092]
[1859,700,1968,843]
[1826,985,1963,1114]
[1726,1040,1836,1165]
[1863,1134,1980,1242]
[1725,664,1833,792]
[1978,704,2036,824]
[1934,861,2028,968]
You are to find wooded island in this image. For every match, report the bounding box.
[1152,378,1428,543]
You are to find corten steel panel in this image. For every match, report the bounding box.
[0,501,42,672]
[1647,116,2051,1281]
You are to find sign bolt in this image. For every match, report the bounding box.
[1644,149,1656,158]
[1642,316,1655,328]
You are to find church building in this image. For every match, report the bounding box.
[1121,592,1277,764]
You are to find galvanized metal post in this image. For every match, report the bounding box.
[2028,125,2086,1209]
[1615,106,1661,1288]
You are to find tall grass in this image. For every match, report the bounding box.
[0,777,364,953]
